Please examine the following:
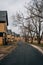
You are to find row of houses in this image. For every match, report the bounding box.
[7,30,20,43]
[0,11,20,45]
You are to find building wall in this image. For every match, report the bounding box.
[12,36,14,39]
[14,37,21,42]
[0,37,3,45]
[11,35,15,42]
[0,22,7,45]
[7,35,11,38]
[7,34,12,42]
[0,23,7,32]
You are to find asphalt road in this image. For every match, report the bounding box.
[0,41,43,65]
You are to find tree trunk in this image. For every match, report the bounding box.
[25,37,27,42]
[31,37,33,43]
[38,37,41,44]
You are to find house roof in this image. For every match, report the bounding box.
[7,30,12,35]
[0,11,8,25]
[12,32,20,37]
[12,32,15,36]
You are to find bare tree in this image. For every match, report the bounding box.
[12,11,28,42]
[25,0,43,44]
[12,11,36,43]
[12,0,43,44]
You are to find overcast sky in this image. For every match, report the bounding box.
[0,0,30,34]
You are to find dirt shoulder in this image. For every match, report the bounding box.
[0,44,17,60]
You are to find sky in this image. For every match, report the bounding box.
[0,0,30,34]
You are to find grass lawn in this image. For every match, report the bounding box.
[28,40,43,47]
[27,40,43,47]
[32,43,43,47]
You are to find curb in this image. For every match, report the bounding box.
[30,44,43,54]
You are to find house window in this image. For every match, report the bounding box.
[0,32,3,37]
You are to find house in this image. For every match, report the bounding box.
[7,30,12,43]
[14,33,20,42]
[0,11,8,45]
[11,32,15,42]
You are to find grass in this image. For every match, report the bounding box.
[0,43,17,55]
[32,43,43,47]
[27,40,43,47]
[29,40,43,47]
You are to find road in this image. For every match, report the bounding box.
[0,41,43,65]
